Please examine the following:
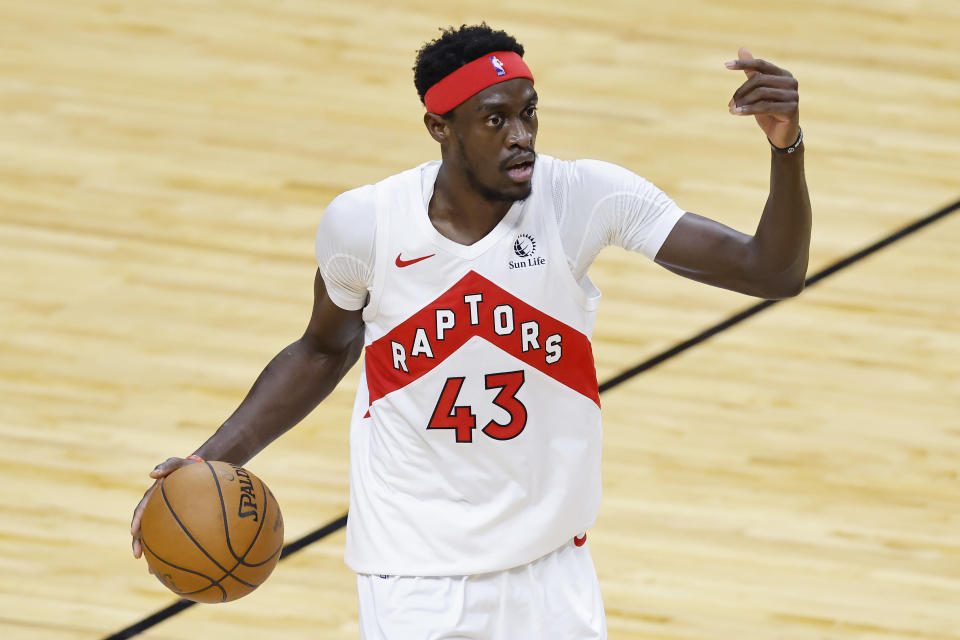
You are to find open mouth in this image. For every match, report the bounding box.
[506,159,535,182]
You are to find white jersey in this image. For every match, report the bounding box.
[316,155,685,576]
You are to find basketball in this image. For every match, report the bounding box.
[139,460,284,603]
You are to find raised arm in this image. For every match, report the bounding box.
[654,48,811,300]
[131,269,364,558]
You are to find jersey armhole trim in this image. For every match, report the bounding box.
[320,252,371,311]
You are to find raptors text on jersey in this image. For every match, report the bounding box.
[341,157,604,577]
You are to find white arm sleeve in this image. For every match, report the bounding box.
[556,159,686,281]
[314,185,376,311]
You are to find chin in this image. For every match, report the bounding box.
[500,179,533,202]
[476,180,532,203]
[514,183,533,201]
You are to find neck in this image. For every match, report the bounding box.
[428,161,514,246]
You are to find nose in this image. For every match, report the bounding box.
[506,118,533,148]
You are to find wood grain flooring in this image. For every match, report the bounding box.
[1,1,958,637]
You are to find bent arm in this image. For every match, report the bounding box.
[654,145,810,299]
[193,269,364,465]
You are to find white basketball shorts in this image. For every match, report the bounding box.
[356,537,607,639]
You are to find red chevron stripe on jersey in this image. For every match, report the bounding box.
[365,270,600,408]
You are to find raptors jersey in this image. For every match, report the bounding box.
[344,157,604,576]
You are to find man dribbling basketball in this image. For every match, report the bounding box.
[131,24,810,638]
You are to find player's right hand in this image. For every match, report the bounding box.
[130,457,199,559]
[725,47,800,149]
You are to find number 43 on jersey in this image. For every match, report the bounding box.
[428,370,526,443]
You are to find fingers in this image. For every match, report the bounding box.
[132,457,198,559]
[149,456,194,479]
[130,481,157,557]
[729,70,798,118]
[130,483,155,533]
[732,73,798,104]
[730,100,798,116]
[736,47,757,78]
[726,57,793,78]
[732,87,798,111]
[724,48,800,144]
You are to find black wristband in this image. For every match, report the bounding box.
[770,128,803,154]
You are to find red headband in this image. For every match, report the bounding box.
[424,51,534,114]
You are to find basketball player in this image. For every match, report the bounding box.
[131,24,809,638]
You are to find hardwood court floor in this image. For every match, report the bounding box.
[0,0,958,638]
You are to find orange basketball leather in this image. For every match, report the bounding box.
[140,460,284,603]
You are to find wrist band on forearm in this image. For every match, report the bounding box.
[770,128,803,154]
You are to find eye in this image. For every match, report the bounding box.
[524,106,537,118]
[486,114,504,127]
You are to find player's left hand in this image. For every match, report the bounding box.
[726,47,800,148]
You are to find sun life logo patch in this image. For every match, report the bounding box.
[513,233,536,258]
[490,56,506,77]
[509,233,545,270]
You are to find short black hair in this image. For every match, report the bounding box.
[413,23,525,106]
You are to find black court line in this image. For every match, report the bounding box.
[105,197,960,640]
[105,515,348,640]
[602,196,960,391]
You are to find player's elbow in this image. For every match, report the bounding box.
[744,248,807,299]
[756,273,805,299]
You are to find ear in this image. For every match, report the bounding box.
[424,112,450,143]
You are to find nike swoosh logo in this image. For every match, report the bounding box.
[395,253,435,268]
[574,533,587,547]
